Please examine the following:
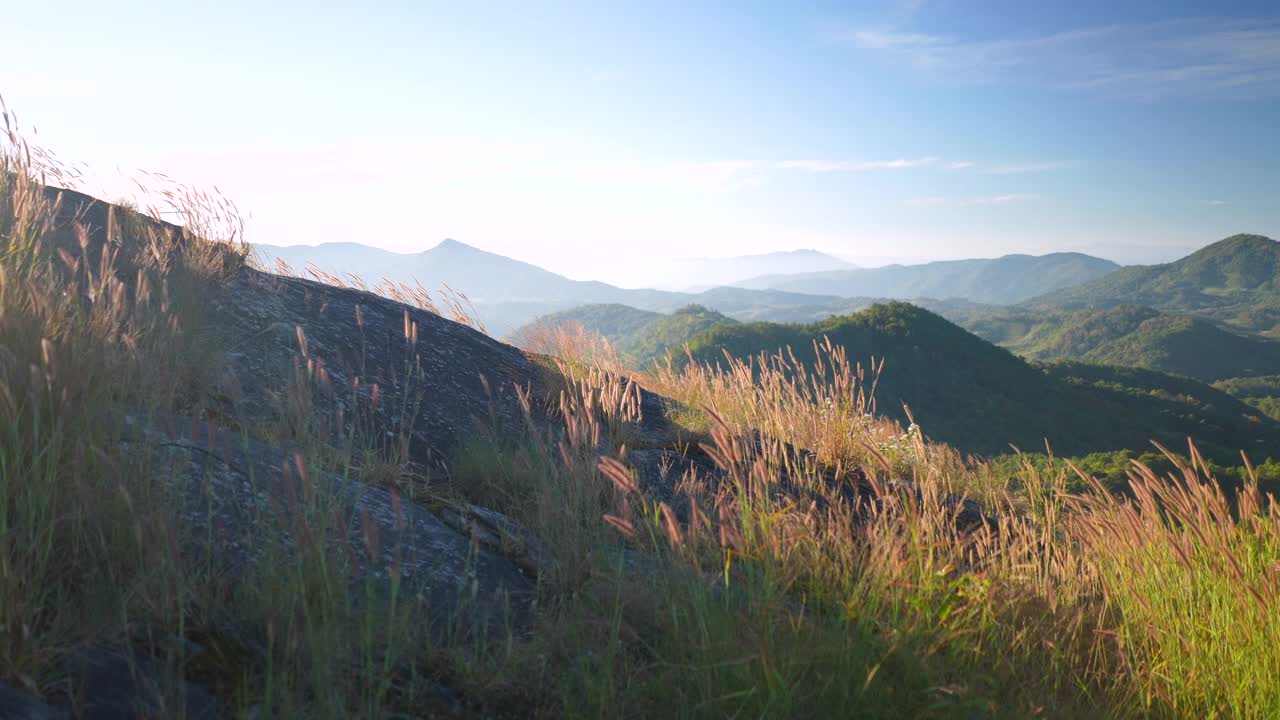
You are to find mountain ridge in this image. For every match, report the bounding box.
[1024,234,1280,335]
[660,248,854,290]
[734,251,1120,304]
[255,239,1126,335]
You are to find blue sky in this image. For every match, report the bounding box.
[3,0,1277,286]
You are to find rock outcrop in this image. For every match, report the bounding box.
[211,265,545,475]
[134,413,536,627]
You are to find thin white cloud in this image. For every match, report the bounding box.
[577,160,756,189]
[571,155,1054,190]
[908,193,1037,206]
[847,17,1280,99]
[1209,199,1231,205]
[774,160,845,172]
[849,30,943,50]
[987,161,1070,174]
[775,157,938,172]
[906,196,949,206]
[975,193,1035,204]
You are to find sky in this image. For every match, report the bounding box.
[2,0,1278,287]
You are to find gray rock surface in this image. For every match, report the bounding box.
[63,645,221,720]
[211,266,546,477]
[133,413,535,629]
[0,684,68,720]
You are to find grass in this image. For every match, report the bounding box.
[0,100,461,717]
[485,323,1280,717]
[1,100,247,710]
[5,97,1280,717]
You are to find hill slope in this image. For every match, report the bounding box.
[1026,234,1280,335]
[678,303,1279,460]
[737,252,1119,304]
[628,305,737,363]
[516,303,737,365]
[519,303,663,343]
[964,306,1280,382]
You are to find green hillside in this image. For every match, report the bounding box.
[677,303,1279,461]
[966,305,1280,382]
[1213,375,1280,421]
[1027,234,1280,336]
[524,303,662,342]
[628,304,737,363]
[517,303,737,365]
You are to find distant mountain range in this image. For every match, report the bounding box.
[519,235,1280,433]
[658,249,853,291]
[256,238,675,306]
[259,233,1280,458]
[1025,234,1280,336]
[254,239,1123,335]
[734,252,1120,305]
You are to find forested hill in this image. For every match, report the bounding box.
[515,303,737,365]
[1025,234,1280,336]
[965,305,1280,382]
[677,303,1280,461]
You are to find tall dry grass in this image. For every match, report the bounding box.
[0,96,251,709]
[0,99,466,717]
[264,256,490,335]
[492,323,1280,717]
[1069,446,1280,715]
[645,338,929,479]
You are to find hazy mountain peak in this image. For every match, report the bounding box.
[432,238,482,253]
